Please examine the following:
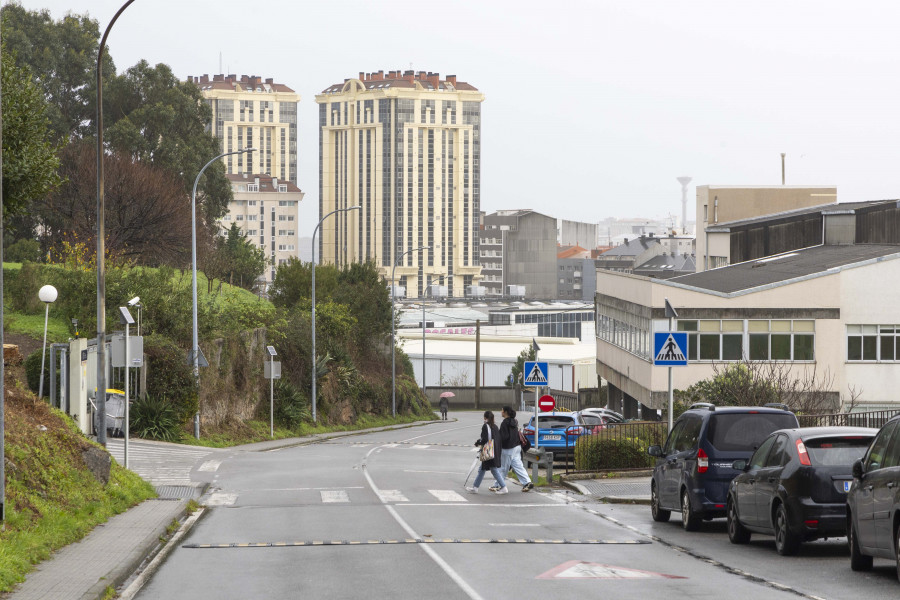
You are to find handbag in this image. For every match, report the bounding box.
[518,429,532,453]
[479,426,495,461]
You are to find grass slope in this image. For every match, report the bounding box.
[0,371,155,592]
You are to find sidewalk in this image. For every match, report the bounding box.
[5,418,440,600]
[562,476,652,504]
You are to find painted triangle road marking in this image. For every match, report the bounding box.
[524,363,547,384]
[537,561,686,580]
[655,334,686,362]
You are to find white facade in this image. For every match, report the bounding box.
[595,247,900,411]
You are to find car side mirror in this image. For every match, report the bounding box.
[648,445,662,457]
[732,459,748,471]
[852,459,864,479]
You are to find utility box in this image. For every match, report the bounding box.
[466,285,486,299]
[110,333,144,368]
[429,285,448,299]
[507,285,526,298]
[388,284,406,299]
[68,338,90,435]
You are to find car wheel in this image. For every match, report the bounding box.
[651,482,671,523]
[727,497,751,544]
[681,488,701,532]
[774,504,800,556]
[848,516,872,571]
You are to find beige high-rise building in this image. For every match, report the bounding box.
[316,70,484,298]
[189,74,299,184]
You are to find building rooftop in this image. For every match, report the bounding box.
[597,236,661,257]
[321,70,478,94]
[188,74,296,94]
[227,174,302,193]
[634,253,696,273]
[669,244,900,294]
[706,199,897,232]
[557,245,589,259]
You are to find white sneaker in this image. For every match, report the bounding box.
[494,487,509,494]
[466,486,478,494]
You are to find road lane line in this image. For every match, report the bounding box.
[488,523,540,527]
[320,490,350,503]
[362,446,485,600]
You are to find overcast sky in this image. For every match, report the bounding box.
[15,0,900,238]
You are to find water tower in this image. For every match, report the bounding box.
[677,176,692,234]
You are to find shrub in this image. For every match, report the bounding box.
[575,435,655,470]
[272,379,311,429]
[24,348,58,396]
[130,395,182,442]
[143,334,196,422]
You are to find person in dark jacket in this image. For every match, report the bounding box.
[497,406,533,492]
[466,411,507,494]
[438,396,449,420]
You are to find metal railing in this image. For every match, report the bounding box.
[797,410,900,429]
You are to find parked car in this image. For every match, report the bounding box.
[726,427,876,555]
[572,411,608,433]
[523,411,593,457]
[846,414,900,580]
[580,407,626,424]
[648,403,800,531]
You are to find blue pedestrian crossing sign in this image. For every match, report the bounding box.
[523,361,549,386]
[654,332,688,366]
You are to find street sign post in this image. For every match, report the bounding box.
[538,395,555,412]
[524,360,549,449]
[656,298,688,431]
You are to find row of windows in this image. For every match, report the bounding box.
[676,320,815,362]
[848,325,900,362]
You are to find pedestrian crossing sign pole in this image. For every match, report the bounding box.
[655,299,688,431]
[524,360,548,450]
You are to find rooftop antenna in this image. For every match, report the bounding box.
[781,153,786,185]
[676,176,692,235]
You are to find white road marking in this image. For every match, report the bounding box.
[489,523,541,527]
[381,444,399,447]
[379,490,410,502]
[429,490,467,502]
[363,446,485,600]
[403,503,566,508]
[410,444,431,449]
[206,492,237,506]
[198,460,222,472]
[321,490,350,503]
[404,470,467,475]
[351,444,370,448]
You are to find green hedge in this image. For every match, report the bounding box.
[574,423,668,471]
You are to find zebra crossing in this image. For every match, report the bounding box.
[206,487,497,507]
[106,438,222,487]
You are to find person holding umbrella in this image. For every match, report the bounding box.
[438,391,453,420]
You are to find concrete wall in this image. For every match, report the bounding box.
[560,219,598,249]
[505,212,558,299]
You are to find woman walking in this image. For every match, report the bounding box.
[498,406,534,492]
[466,411,508,494]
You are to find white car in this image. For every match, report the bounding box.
[579,407,625,424]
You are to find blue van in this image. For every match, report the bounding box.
[648,403,799,531]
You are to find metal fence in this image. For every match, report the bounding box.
[566,410,900,473]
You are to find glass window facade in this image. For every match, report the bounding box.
[847,325,900,361]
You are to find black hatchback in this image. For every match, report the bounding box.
[649,403,799,531]
[726,427,876,555]
[846,414,900,581]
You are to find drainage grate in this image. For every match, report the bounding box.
[156,485,198,500]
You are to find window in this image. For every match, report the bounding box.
[248,200,257,206]
[766,434,789,467]
[247,184,259,192]
[279,200,297,207]
[748,435,777,470]
[235,215,244,221]
[847,325,899,362]
[247,215,257,221]
[865,420,898,472]
[278,185,287,193]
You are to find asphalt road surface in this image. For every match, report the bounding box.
[132,412,899,599]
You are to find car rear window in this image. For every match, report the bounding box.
[805,436,872,466]
[580,415,606,426]
[530,417,575,429]
[707,413,798,452]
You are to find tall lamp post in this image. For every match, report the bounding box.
[95,0,138,448]
[38,285,58,399]
[311,205,360,423]
[191,148,256,439]
[391,245,429,418]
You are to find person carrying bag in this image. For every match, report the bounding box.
[466,411,507,494]
[498,406,534,492]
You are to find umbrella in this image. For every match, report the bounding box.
[439,392,455,398]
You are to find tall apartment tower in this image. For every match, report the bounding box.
[316,70,484,298]
[189,74,299,184]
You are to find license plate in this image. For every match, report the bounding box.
[843,480,852,492]
[543,435,561,441]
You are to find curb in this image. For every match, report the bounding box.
[561,479,651,505]
[117,505,207,600]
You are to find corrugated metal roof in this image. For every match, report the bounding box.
[706,200,896,231]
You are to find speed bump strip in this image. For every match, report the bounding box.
[185,539,649,549]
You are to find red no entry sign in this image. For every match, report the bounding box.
[538,395,555,412]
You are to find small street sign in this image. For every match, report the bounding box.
[653,332,688,366]
[538,395,555,412]
[523,361,549,386]
[186,347,209,368]
[264,360,281,379]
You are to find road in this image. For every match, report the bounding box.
[131,412,899,599]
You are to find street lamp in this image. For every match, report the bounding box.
[95,0,138,449]
[38,284,58,399]
[118,306,135,468]
[311,205,360,423]
[391,245,429,418]
[191,147,256,439]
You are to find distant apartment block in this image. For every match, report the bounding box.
[219,174,304,285]
[189,74,299,184]
[316,70,484,298]
[557,245,595,301]
[480,210,557,299]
